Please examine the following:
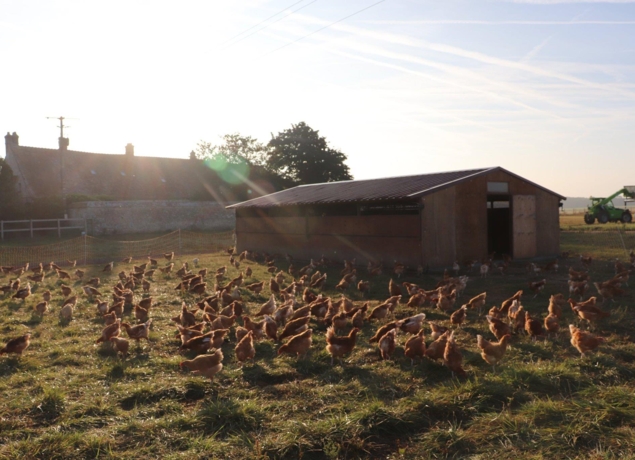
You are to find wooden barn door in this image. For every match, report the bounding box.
[512,195,536,259]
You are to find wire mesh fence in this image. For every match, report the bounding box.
[4,226,634,268]
[0,230,235,267]
[561,229,635,261]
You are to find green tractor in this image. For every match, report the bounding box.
[584,186,635,224]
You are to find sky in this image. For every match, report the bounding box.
[1,0,635,198]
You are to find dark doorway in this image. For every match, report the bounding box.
[487,195,512,258]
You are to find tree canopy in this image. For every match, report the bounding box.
[266,122,353,185]
[194,123,353,201]
[195,133,268,167]
[194,134,292,202]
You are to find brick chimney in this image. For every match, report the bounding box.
[5,132,19,146]
[125,143,134,156]
[58,136,69,151]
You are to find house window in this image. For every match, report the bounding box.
[487,182,508,193]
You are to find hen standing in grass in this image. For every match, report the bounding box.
[325,326,359,365]
[180,349,224,381]
[425,330,450,362]
[477,334,511,372]
[235,331,256,363]
[378,329,396,360]
[569,325,605,358]
[404,329,426,366]
[443,332,466,378]
[110,337,129,358]
[277,329,312,357]
[0,332,31,356]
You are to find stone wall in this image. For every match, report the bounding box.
[68,200,235,235]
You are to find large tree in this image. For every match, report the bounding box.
[267,122,353,185]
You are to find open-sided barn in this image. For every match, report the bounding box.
[228,167,565,269]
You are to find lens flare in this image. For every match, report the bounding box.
[203,156,250,185]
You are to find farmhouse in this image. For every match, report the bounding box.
[3,132,218,202]
[228,167,565,268]
[2,132,274,234]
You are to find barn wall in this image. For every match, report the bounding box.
[237,216,306,235]
[421,187,456,268]
[234,169,561,269]
[235,212,422,266]
[534,191,560,256]
[453,178,488,263]
[449,169,560,263]
[484,169,560,258]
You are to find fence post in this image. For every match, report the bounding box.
[1,221,3,240]
[618,227,628,258]
[57,219,61,238]
[30,220,33,238]
[178,229,182,256]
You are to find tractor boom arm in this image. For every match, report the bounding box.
[590,188,634,207]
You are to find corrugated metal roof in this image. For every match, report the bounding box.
[227,167,566,209]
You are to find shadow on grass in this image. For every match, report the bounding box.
[25,313,44,326]
[7,301,24,312]
[107,362,126,380]
[96,343,118,358]
[241,362,299,387]
[57,317,74,327]
[120,386,182,411]
[0,356,24,377]
[31,387,66,425]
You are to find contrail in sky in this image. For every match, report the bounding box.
[361,20,635,25]
[503,0,635,4]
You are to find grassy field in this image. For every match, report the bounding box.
[1,240,635,459]
[560,212,635,232]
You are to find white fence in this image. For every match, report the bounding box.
[0,218,87,240]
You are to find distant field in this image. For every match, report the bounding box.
[1,239,635,458]
[560,210,635,232]
[561,212,630,232]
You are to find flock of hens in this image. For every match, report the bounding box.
[0,248,627,383]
